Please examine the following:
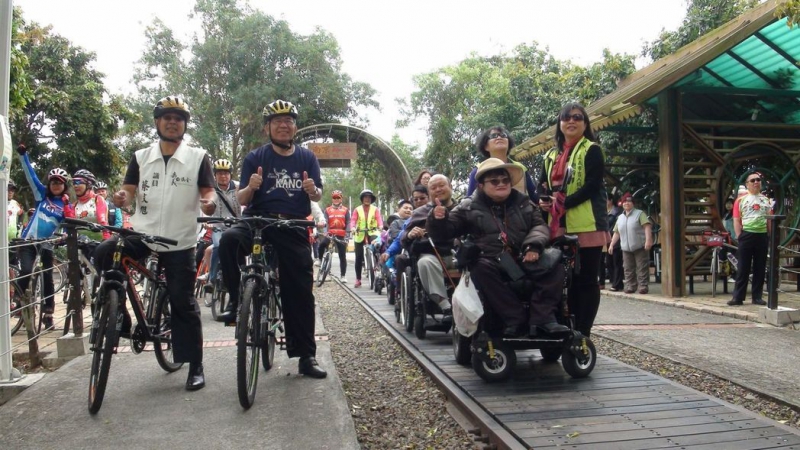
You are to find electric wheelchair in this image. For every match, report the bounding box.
[452,235,597,382]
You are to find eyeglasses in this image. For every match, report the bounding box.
[747,178,761,183]
[484,177,511,187]
[270,117,296,125]
[488,132,508,140]
[561,113,585,122]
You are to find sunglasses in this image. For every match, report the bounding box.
[488,132,508,140]
[484,177,511,187]
[332,196,342,200]
[747,178,761,183]
[73,179,85,186]
[561,113,585,122]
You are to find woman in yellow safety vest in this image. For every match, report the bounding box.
[349,189,384,288]
[539,102,610,338]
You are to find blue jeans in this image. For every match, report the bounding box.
[209,230,222,283]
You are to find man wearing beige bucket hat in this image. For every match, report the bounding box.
[428,158,569,337]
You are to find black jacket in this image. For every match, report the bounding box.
[426,189,549,259]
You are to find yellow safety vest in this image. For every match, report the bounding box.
[543,137,602,233]
[354,205,378,243]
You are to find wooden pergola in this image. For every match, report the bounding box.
[512,0,800,296]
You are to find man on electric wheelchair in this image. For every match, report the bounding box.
[427,158,570,338]
[398,174,459,316]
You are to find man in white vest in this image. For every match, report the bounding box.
[100,96,216,391]
[609,194,653,294]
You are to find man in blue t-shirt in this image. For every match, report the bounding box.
[217,99,327,379]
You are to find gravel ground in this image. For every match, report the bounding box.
[315,282,479,450]
[316,280,800,448]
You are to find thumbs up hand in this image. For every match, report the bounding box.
[433,197,446,219]
[302,171,318,196]
[249,167,263,190]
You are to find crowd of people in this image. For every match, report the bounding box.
[6,93,777,397]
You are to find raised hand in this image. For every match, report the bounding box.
[432,197,446,219]
[249,166,263,190]
[16,144,27,155]
[302,171,317,195]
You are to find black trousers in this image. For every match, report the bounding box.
[470,258,564,327]
[94,240,203,363]
[732,231,768,302]
[607,246,624,290]
[354,241,366,281]
[318,235,348,277]
[219,223,316,359]
[17,244,56,312]
[568,246,602,337]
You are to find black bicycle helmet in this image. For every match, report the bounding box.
[359,189,376,203]
[73,169,97,187]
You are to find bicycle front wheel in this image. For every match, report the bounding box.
[154,288,184,373]
[237,279,260,409]
[316,252,331,287]
[88,289,119,414]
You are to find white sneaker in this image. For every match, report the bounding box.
[197,273,209,281]
[314,260,320,266]
[340,276,348,284]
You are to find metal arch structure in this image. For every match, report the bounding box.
[295,123,414,197]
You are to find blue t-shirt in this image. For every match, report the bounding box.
[240,143,322,218]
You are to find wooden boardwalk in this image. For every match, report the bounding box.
[351,286,800,449]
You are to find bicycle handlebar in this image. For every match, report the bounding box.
[197,216,316,229]
[62,218,178,246]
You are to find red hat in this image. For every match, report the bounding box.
[621,193,634,204]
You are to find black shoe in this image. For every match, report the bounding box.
[441,307,452,317]
[752,298,766,305]
[186,363,205,391]
[215,302,238,324]
[502,325,525,337]
[298,357,327,379]
[42,315,54,330]
[727,299,744,306]
[538,322,570,336]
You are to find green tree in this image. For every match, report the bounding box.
[777,0,800,26]
[125,0,378,177]
[10,11,129,203]
[643,0,759,60]
[9,7,33,120]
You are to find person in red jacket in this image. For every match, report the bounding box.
[318,190,351,282]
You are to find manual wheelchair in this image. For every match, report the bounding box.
[399,241,458,340]
[452,235,597,382]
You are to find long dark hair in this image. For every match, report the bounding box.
[413,169,433,186]
[476,126,515,159]
[555,102,595,151]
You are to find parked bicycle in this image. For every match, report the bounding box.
[8,237,68,335]
[316,233,347,287]
[198,215,314,409]
[62,218,182,414]
[355,228,381,290]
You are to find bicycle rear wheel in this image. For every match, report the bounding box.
[10,277,25,335]
[316,252,331,287]
[154,288,184,373]
[210,279,228,321]
[237,279,260,409]
[262,285,282,371]
[88,289,119,414]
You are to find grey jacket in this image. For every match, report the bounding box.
[426,189,549,259]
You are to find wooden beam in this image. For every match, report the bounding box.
[683,120,800,130]
[658,90,685,297]
[679,85,800,98]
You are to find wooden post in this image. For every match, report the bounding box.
[658,89,685,297]
[64,227,84,336]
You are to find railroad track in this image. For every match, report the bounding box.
[337,277,800,450]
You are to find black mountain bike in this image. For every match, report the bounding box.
[198,216,314,409]
[316,233,347,287]
[63,218,182,414]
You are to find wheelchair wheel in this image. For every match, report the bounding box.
[562,336,597,378]
[452,326,472,365]
[375,276,384,295]
[472,342,516,382]
[539,346,562,362]
[386,278,395,305]
[413,283,427,339]
[401,268,415,332]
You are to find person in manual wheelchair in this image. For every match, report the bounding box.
[428,158,569,338]
[398,175,459,338]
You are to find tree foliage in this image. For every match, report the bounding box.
[776,0,800,27]
[399,44,635,189]
[124,0,378,176]
[9,9,129,206]
[9,7,33,120]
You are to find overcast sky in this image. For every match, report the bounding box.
[14,0,688,147]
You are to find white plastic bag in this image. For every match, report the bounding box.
[452,271,483,337]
